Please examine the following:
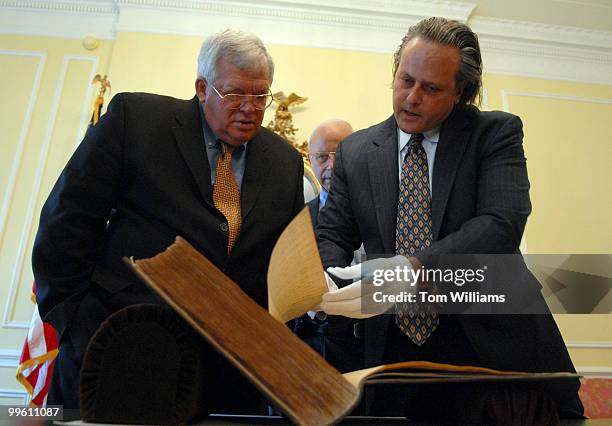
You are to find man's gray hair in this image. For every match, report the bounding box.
[392,17,482,106]
[197,29,274,84]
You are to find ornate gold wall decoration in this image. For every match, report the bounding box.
[90,74,111,125]
[267,91,320,193]
[92,74,111,97]
[267,91,307,143]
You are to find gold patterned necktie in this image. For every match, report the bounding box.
[395,133,439,346]
[213,142,242,254]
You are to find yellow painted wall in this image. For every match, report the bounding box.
[486,76,612,254]
[0,34,113,403]
[0,31,610,403]
[483,76,612,368]
[107,32,394,144]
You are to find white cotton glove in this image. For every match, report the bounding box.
[318,277,374,319]
[307,271,339,319]
[327,255,413,281]
[318,256,417,319]
[324,270,339,292]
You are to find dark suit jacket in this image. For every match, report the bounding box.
[308,196,320,226]
[293,197,324,353]
[317,106,582,416]
[32,93,304,409]
[294,197,365,376]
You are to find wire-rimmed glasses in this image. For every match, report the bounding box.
[211,84,274,111]
[308,151,336,165]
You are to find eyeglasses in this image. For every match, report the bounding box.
[210,84,274,111]
[308,151,336,165]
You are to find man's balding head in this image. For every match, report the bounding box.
[308,120,353,192]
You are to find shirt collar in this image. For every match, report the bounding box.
[398,126,440,153]
[319,188,328,207]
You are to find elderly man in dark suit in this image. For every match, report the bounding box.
[306,119,353,223]
[316,17,583,422]
[32,29,303,414]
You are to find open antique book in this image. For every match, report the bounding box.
[127,208,579,426]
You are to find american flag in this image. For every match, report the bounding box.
[16,283,58,406]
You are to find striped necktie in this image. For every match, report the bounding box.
[395,133,439,345]
[213,142,242,253]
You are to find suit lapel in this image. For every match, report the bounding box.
[241,131,271,221]
[364,118,396,367]
[431,107,472,240]
[308,197,319,227]
[172,97,213,207]
[368,116,399,253]
[365,118,399,370]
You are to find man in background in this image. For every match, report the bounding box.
[33,29,303,414]
[316,17,583,422]
[306,119,353,224]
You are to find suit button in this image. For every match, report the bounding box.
[220,223,228,232]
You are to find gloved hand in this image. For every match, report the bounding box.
[318,255,416,319]
[327,255,414,281]
[324,270,339,292]
[307,271,339,319]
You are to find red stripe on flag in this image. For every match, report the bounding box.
[43,322,58,349]
[16,282,58,406]
[19,336,30,364]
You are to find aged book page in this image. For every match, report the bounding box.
[343,360,579,389]
[267,208,328,323]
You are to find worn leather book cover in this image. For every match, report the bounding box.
[126,208,579,425]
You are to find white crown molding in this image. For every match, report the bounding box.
[0,0,117,14]
[115,0,475,24]
[473,17,612,85]
[0,0,118,39]
[471,16,612,50]
[113,0,474,54]
[0,0,611,85]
